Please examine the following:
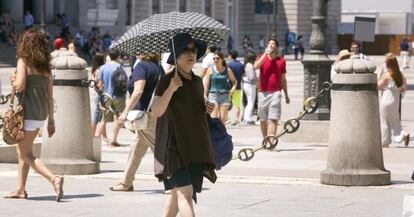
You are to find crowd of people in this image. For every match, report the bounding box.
[1,11,412,216]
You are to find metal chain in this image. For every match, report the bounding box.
[83,80,120,117]
[233,82,333,162]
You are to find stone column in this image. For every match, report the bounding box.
[41,50,100,175]
[320,58,391,186]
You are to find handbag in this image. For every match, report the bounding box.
[2,88,24,145]
[124,110,149,131]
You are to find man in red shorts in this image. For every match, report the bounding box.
[254,38,290,140]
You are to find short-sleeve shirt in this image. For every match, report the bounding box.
[201,53,214,69]
[127,60,163,111]
[98,62,121,97]
[228,60,244,90]
[155,71,216,183]
[258,55,286,92]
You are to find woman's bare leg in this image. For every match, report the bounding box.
[210,104,220,119]
[17,130,55,183]
[16,146,30,193]
[176,185,195,217]
[162,189,179,217]
[219,105,230,124]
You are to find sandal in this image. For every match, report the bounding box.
[53,176,64,202]
[3,191,28,199]
[109,183,133,192]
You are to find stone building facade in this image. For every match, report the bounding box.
[1,0,340,54]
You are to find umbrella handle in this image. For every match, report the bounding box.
[171,36,179,76]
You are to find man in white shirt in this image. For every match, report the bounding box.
[199,45,217,77]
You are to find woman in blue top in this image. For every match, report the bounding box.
[203,51,237,123]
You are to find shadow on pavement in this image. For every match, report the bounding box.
[277,148,314,152]
[100,169,123,173]
[28,193,104,201]
[391,180,413,185]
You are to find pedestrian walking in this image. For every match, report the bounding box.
[4,28,64,201]
[199,45,216,77]
[254,38,290,139]
[203,51,237,124]
[400,37,410,69]
[23,11,34,30]
[242,52,258,125]
[151,33,217,217]
[97,49,127,147]
[378,53,410,147]
[109,53,163,191]
[227,50,244,125]
[294,35,304,60]
[91,53,106,137]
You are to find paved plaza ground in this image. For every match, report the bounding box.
[0,55,413,216]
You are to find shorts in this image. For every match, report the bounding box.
[208,92,231,106]
[163,163,204,202]
[231,89,242,107]
[102,96,126,122]
[24,119,45,131]
[258,91,282,121]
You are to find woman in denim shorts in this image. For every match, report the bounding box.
[203,51,237,123]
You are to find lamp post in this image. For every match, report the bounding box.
[301,0,333,120]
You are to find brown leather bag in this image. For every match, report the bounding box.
[2,88,24,145]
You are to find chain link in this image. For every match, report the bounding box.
[234,81,333,161]
[83,79,120,117]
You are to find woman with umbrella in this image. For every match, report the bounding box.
[151,33,217,217]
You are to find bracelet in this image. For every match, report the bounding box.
[48,118,55,123]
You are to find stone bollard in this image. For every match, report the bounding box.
[40,50,100,175]
[320,58,391,186]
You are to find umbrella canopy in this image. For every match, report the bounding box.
[110,11,230,55]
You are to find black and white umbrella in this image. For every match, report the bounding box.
[110,11,230,55]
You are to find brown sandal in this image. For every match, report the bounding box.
[3,191,28,199]
[53,176,64,202]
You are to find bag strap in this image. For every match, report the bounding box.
[9,88,16,108]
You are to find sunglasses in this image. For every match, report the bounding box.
[183,46,198,54]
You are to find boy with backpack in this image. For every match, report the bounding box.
[97,49,128,147]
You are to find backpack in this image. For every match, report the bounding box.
[208,116,233,170]
[111,66,128,97]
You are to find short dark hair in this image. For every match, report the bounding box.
[108,49,120,60]
[351,40,360,47]
[268,38,279,46]
[209,45,217,53]
[229,50,238,59]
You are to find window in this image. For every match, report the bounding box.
[205,0,212,16]
[179,0,186,12]
[152,0,160,14]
